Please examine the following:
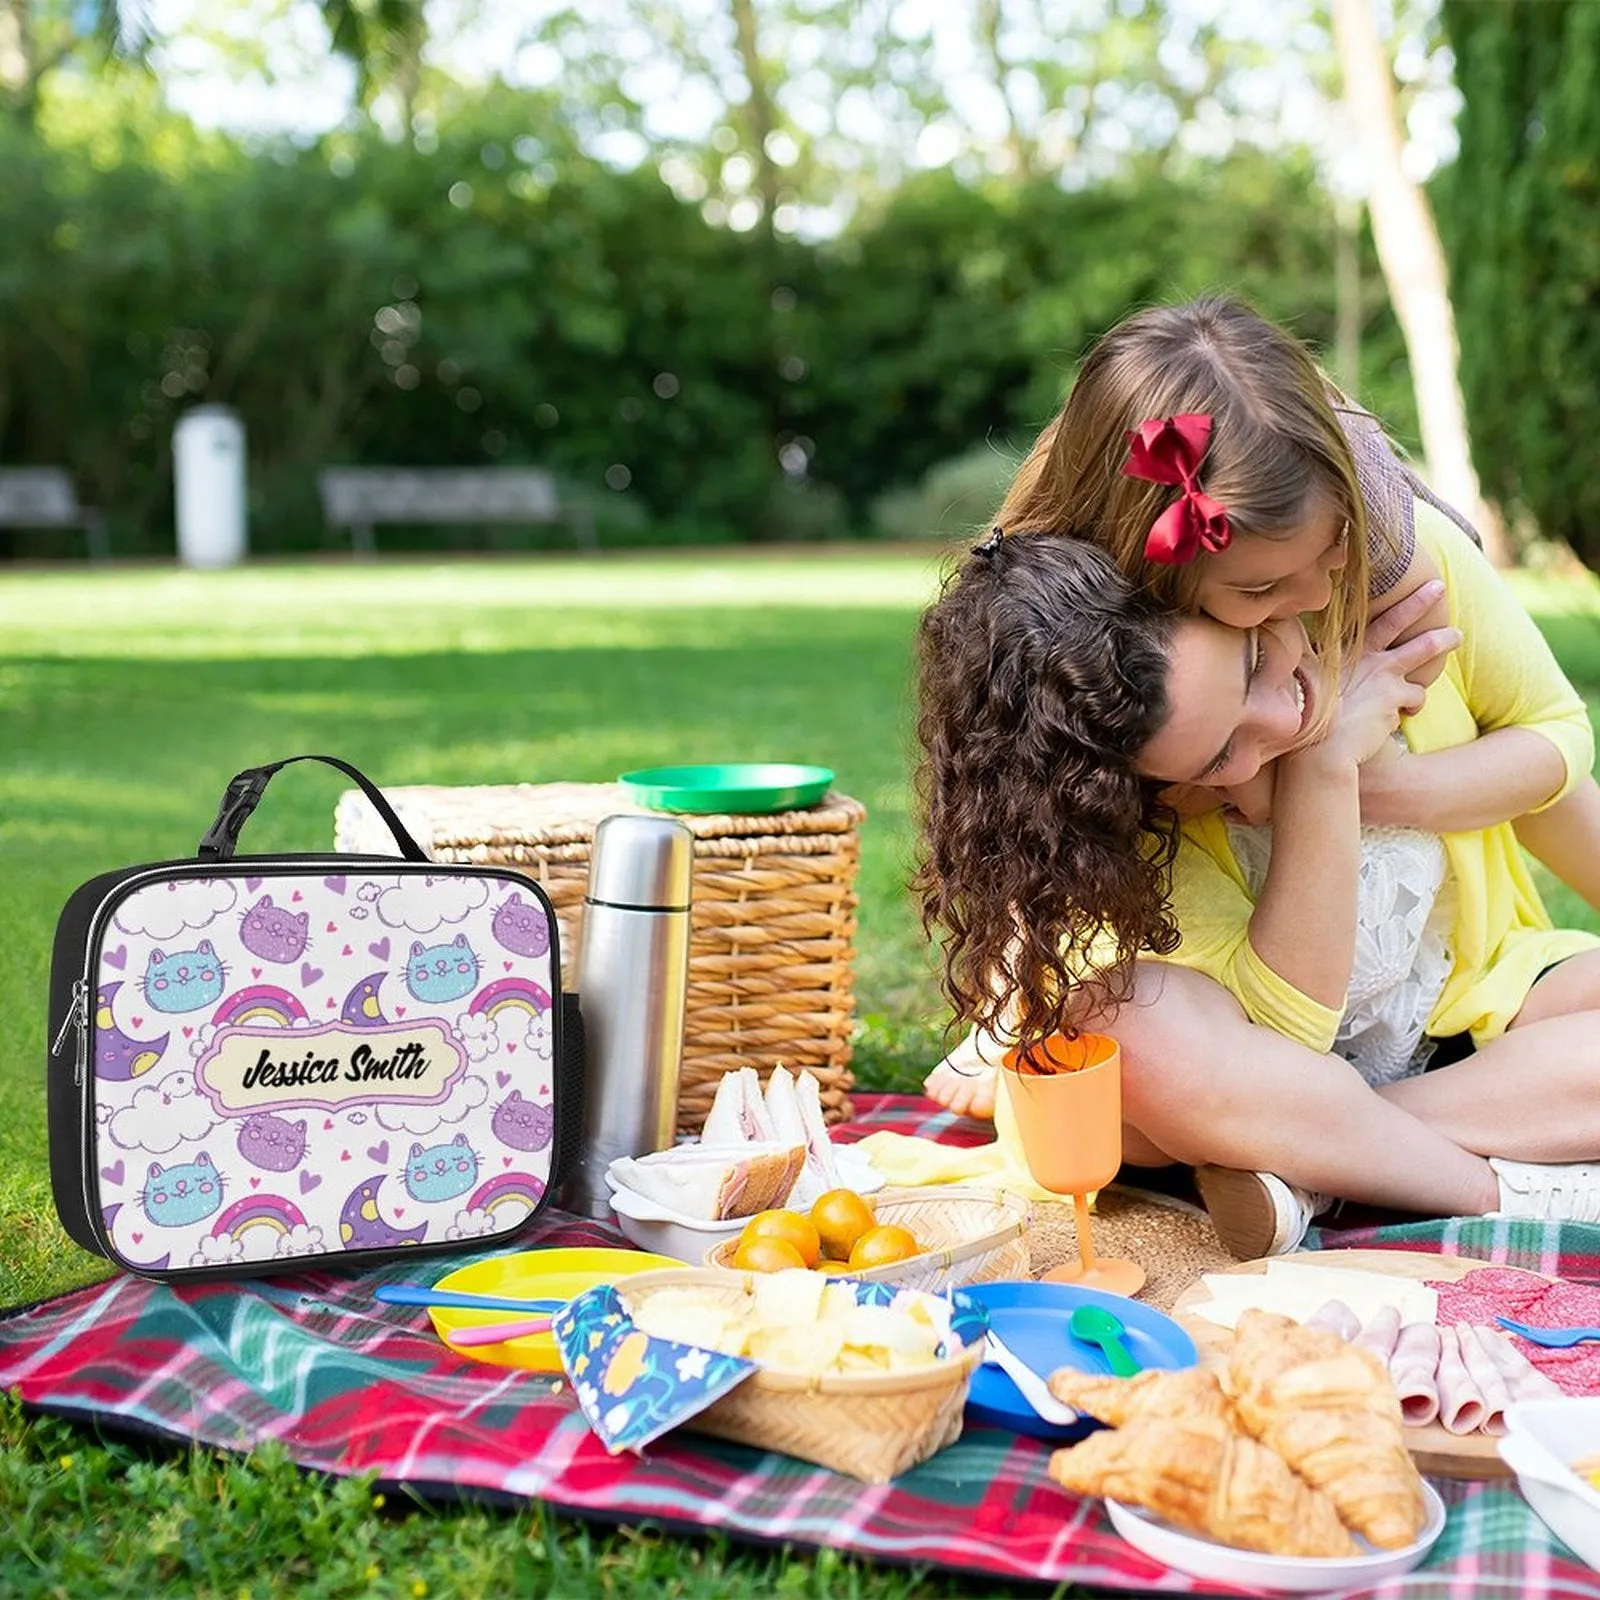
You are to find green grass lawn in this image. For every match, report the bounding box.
[4,550,1600,1599]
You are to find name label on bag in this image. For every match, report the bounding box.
[195,1021,468,1114]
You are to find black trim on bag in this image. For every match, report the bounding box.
[48,857,578,1284]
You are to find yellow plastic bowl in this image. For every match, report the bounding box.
[428,1246,682,1371]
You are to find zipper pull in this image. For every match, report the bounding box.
[51,981,89,1077]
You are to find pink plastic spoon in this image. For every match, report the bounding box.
[445,1315,554,1347]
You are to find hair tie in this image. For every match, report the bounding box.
[971,526,1004,559]
[1122,413,1232,564]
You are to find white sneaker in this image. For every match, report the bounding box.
[1490,1157,1600,1222]
[1195,1166,1333,1260]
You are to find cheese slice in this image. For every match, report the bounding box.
[1191,1257,1438,1331]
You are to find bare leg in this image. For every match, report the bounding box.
[1380,1018,1600,1162]
[1504,947,1600,1028]
[1515,777,1600,912]
[1092,964,1499,1216]
[922,1028,1001,1119]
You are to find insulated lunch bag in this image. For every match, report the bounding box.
[47,755,583,1280]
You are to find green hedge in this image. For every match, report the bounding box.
[0,84,1413,556]
[1438,0,1600,566]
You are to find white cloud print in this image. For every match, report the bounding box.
[274,1224,327,1259]
[114,879,237,940]
[446,1207,499,1242]
[190,1234,244,1269]
[375,875,488,933]
[374,1071,488,1134]
[454,1011,502,1062]
[108,1070,216,1154]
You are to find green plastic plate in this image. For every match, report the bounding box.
[618,762,835,815]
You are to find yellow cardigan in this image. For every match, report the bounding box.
[1152,508,1599,1051]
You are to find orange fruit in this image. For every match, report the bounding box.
[847,1223,921,1270]
[731,1235,807,1273]
[809,1188,876,1261]
[738,1208,821,1269]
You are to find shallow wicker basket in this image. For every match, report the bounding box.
[705,1185,1033,1291]
[333,779,864,1133]
[618,1267,984,1483]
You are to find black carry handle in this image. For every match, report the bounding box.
[197,754,429,863]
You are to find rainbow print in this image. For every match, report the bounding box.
[212,986,309,1029]
[213,1194,308,1248]
[466,1171,545,1223]
[467,977,551,1023]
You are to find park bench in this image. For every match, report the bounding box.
[0,468,109,560]
[316,466,596,555]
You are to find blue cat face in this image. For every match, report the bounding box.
[405,935,479,1004]
[404,1133,479,1203]
[141,1153,224,1227]
[142,942,226,1014]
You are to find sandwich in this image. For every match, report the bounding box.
[702,1065,840,1209]
[610,1142,806,1222]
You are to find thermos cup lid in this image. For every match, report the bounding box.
[586,813,694,910]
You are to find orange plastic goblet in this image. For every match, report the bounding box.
[1000,1033,1145,1297]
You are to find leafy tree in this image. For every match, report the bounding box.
[1437,0,1600,567]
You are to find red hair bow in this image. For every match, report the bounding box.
[1122,412,1232,565]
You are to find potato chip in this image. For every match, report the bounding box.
[625,1272,956,1378]
[751,1267,827,1328]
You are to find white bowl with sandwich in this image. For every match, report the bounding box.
[606,1065,880,1263]
[1500,1397,1600,1569]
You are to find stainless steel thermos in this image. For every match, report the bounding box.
[561,813,693,1218]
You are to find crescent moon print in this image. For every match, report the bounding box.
[339,971,391,1028]
[338,1174,427,1249]
[93,982,169,1081]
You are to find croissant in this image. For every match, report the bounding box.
[1046,1366,1231,1428]
[1226,1308,1427,1549]
[1048,1413,1358,1559]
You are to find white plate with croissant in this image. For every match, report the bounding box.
[1107,1485,1446,1592]
[1049,1309,1448,1590]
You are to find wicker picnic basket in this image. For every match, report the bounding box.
[705,1186,1033,1290]
[617,1267,985,1483]
[333,780,864,1133]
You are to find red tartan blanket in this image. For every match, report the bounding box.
[5,1093,1600,1598]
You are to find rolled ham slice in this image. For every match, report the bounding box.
[1482,1325,1564,1402]
[1436,1324,1488,1435]
[1353,1305,1403,1366]
[1453,1322,1513,1434]
[1304,1298,1363,1341]
[1391,1322,1443,1428]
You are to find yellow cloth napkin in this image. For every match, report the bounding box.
[857,1074,1068,1205]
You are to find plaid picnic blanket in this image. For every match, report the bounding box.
[5,1092,1599,1598]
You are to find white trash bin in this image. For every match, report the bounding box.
[173,405,247,568]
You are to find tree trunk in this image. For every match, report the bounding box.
[1330,0,1509,564]
[1333,197,1362,395]
[728,0,781,247]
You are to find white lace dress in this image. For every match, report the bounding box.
[1225,819,1456,1087]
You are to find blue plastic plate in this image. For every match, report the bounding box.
[962,1281,1199,1443]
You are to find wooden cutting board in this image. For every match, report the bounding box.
[1170,1248,1546,1481]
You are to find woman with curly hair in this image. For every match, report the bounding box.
[894,295,1600,1253]
[901,524,1600,1253]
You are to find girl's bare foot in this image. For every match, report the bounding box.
[922,1031,1000,1120]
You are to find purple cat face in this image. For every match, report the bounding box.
[237,1112,307,1173]
[239,895,310,964]
[491,1089,553,1153]
[491,893,550,959]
